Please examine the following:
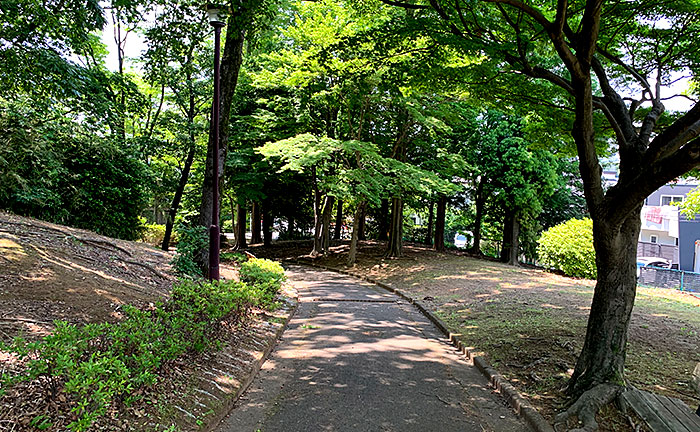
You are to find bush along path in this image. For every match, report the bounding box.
[0,258,297,432]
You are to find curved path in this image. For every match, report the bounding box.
[216,265,530,432]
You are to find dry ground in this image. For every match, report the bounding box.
[0,210,175,341]
[0,211,295,431]
[254,240,700,431]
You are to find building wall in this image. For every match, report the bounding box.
[646,184,697,206]
[678,213,700,271]
[639,231,676,245]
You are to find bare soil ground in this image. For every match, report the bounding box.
[0,210,175,340]
[253,240,700,431]
[0,211,296,431]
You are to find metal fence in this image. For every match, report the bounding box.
[638,266,700,293]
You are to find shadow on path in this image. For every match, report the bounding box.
[216,265,530,432]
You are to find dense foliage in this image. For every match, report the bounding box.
[171,224,208,278]
[0,100,149,239]
[537,218,596,279]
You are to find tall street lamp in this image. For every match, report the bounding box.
[206,4,226,281]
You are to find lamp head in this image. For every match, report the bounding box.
[205,3,226,27]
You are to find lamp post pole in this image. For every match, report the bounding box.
[207,6,225,281]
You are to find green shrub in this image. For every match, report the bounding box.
[239,258,286,302]
[537,218,596,279]
[171,224,207,278]
[220,251,247,263]
[140,223,175,247]
[1,279,259,431]
[0,99,149,240]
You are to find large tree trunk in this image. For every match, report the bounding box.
[197,9,249,269]
[262,200,272,247]
[347,201,366,266]
[333,199,343,240]
[386,197,403,258]
[565,70,641,398]
[500,210,520,265]
[470,179,485,255]
[425,201,434,246]
[378,199,389,241]
[250,201,262,244]
[311,183,323,256]
[233,201,247,250]
[358,204,366,241]
[162,139,195,251]
[287,214,295,238]
[320,195,335,254]
[434,195,446,252]
[567,209,641,396]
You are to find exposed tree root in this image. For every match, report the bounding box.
[74,238,133,257]
[1,220,133,256]
[0,318,53,325]
[114,257,167,279]
[554,384,622,432]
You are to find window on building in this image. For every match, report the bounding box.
[650,235,658,243]
[676,238,679,246]
[661,195,684,206]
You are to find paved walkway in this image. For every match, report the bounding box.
[216,265,530,432]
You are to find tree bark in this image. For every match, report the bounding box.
[378,199,389,241]
[250,201,262,244]
[377,199,389,240]
[434,195,446,252]
[162,140,196,251]
[358,204,366,241]
[426,201,434,245]
[163,79,199,251]
[470,179,485,255]
[500,210,520,265]
[287,214,295,238]
[233,201,247,250]
[347,201,367,266]
[262,200,272,247]
[567,208,641,395]
[311,181,323,256]
[386,197,403,257]
[320,195,335,254]
[228,193,237,245]
[565,71,640,396]
[333,199,343,240]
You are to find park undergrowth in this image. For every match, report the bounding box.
[0,258,286,431]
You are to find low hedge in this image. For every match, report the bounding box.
[239,258,287,303]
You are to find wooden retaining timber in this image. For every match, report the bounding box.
[621,389,700,432]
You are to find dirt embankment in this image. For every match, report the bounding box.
[0,212,298,432]
[0,211,175,342]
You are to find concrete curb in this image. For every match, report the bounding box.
[291,260,555,432]
[203,295,299,432]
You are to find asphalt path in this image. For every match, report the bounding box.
[216,265,531,432]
